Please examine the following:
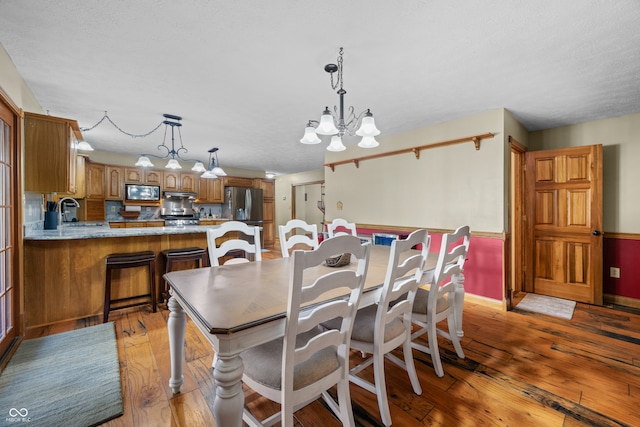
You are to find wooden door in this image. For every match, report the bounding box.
[525,145,603,304]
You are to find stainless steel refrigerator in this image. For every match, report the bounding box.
[222,187,264,225]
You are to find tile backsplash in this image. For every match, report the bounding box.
[23,192,44,235]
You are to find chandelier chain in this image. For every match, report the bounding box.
[80,111,164,138]
[330,48,344,91]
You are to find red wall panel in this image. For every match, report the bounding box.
[603,237,640,299]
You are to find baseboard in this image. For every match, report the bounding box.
[465,292,504,310]
[604,293,640,309]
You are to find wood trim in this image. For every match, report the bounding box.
[0,85,22,117]
[604,293,640,309]
[355,223,505,239]
[324,132,494,171]
[508,135,527,153]
[465,293,504,310]
[604,232,640,240]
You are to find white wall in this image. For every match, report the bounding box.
[274,169,324,229]
[0,43,41,113]
[529,112,640,233]
[324,109,506,233]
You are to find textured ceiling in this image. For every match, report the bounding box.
[1,1,639,175]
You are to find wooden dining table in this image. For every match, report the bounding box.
[164,244,448,427]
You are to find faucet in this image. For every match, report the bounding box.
[57,197,80,226]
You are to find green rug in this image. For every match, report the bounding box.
[0,322,123,427]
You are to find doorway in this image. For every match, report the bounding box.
[291,181,324,234]
[509,141,603,306]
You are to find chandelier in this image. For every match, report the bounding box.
[300,47,380,152]
[201,147,227,179]
[135,114,206,171]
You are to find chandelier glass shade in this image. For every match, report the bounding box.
[135,114,203,170]
[300,48,380,150]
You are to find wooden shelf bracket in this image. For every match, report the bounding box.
[324,132,494,171]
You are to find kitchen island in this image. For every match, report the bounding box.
[23,223,228,327]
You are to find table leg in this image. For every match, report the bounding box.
[167,295,186,394]
[212,351,245,427]
[454,273,465,337]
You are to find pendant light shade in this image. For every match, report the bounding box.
[135,156,154,167]
[327,135,346,152]
[192,162,206,172]
[201,169,218,179]
[316,108,339,135]
[355,111,380,137]
[300,125,322,144]
[77,140,94,151]
[166,158,181,169]
[357,135,380,148]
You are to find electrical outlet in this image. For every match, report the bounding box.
[610,267,620,278]
[110,206,116,212]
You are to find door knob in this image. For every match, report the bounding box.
[592,230,601,236]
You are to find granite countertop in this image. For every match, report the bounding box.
[25,222,222,241]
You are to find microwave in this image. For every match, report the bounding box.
[125,184,161,201]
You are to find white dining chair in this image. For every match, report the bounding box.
[206,220,262,267]
[278,219,319,258]
[322,229,430,426]
[411,225,470,377]
[327,218,357,238]
[241,235,371,427]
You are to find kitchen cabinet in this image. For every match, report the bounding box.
[85,162,105,199]
[223,176,254,188]
[258,179,275,199]
[144,170,162,185]
[24,112,80,194]
[74,155,86,199]
[180,173,198,192]
[124,167,143,183]
[254,179,275,247]
[262,198,275,247]
[164,171,180,191]
[105,166,123,200]
[197,177,224,203]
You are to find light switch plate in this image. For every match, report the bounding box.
[610,267,620,278]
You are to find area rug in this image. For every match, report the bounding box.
[0,322,123,427]
[516,293,576,320]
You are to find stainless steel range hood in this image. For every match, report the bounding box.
[163,191,197,200]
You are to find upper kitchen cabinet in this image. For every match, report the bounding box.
[85,162,105,199]
[197,177,223,203]
[257,179,275,200]
[24,112,81,194]
[105,166,124,200]
[144,170,162,185]
[164,171,180,191]
[180,172,198,193]
[124,167,143,184]
[223,176,254,188]
[124,167,163,185]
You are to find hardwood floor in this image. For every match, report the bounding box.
[23,249,640,426]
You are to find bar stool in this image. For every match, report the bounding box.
[104,251,156,323]
[161,247,208,301]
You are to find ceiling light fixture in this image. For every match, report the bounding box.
[300,47,380,152]
[201,147,227,179]
[265,172,276,179]
[135,114,203,170]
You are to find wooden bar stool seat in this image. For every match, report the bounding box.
[161,247,208,301]
[104,250,156,323]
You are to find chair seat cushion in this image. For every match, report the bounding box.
[242,327,340,391]
[413,288,449,315]
[323,304,405,343]
[162,247,206,257]
[106,251,155,264]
